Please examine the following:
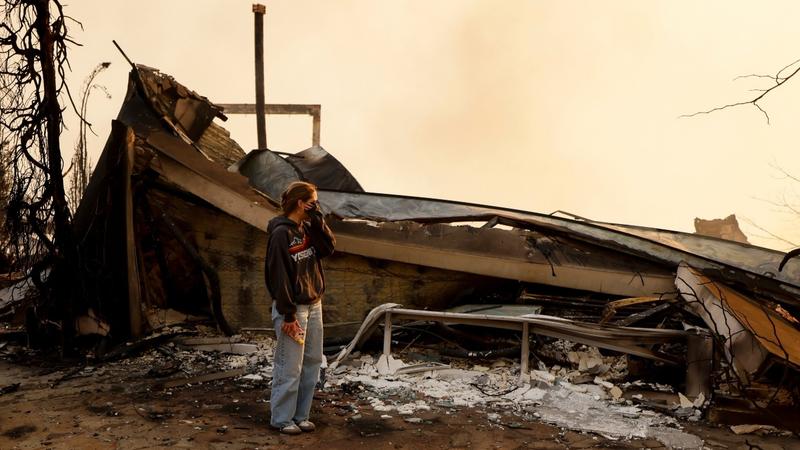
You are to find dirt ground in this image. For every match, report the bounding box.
[0,355,797,450]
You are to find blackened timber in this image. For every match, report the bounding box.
[124,127,143,336]
[219,103,321,116]
[613,303,673,327]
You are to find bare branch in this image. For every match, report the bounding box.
[739,216,798,248]
[733,74,782,82]
[679,99,772,123]
[681,58,800,124]
[775,57,800,80]
[769,162,800,184]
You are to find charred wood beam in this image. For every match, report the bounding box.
[138,194,179,308]
[124,127,143,336]
[600,296,669,324]
[218,103,320,116]
[100,328,195,362]
[481,216,500,229]
[613,303,673,327]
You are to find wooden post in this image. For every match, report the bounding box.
[311,106,321,147]
[252,4,267,149]
[520,322,530,381]
[383,312,392,357]
[123,127,143,337]
[686,333,713,398]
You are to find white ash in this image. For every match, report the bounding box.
[326,354,703,449]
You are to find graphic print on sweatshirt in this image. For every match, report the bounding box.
[289,234,316,263]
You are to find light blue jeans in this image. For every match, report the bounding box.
[270,301,324,428]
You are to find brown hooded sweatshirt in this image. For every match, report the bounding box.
[265,211,335,323]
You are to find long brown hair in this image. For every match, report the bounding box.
[280,181,317,215]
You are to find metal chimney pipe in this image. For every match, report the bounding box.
[253,3,267,149]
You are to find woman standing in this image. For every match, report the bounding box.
[265,181,335,435]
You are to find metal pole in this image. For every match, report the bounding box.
[520,322,530,382]
[312,106,321,147]
[685,333,713,398]
[383,312,392,357]
[253,3,267,149]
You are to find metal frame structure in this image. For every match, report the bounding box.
[217,103,321,147]
[332,305,709,393]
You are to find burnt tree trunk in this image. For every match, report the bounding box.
[34,0,76,337]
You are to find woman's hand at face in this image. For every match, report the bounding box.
[303,200,319,212]
[304,200,323,225]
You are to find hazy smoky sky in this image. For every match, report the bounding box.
[62,0,800,250]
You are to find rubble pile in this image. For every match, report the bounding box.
[1,63,799,445]
[325,351,704,448]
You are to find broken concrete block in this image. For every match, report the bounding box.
[578,356,603,372]
[375,354,404,375]
[570,373,594,385]
[567,351,580,364]
[586,363,610,375]
[593,377,614,389]
[609,386,623,400]
[531,369,556,384]
[692,392,705,408]
[678,392,694,409]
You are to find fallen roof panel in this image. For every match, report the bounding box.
[231,147,800,299]
[311,190,800,303]
[677,263,800,370]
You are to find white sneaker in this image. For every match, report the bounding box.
[296,420,316,432]
[278,423,302,435]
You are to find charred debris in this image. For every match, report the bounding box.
[1,65,799,433]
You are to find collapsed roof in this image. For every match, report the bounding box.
[62,65,799,389]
